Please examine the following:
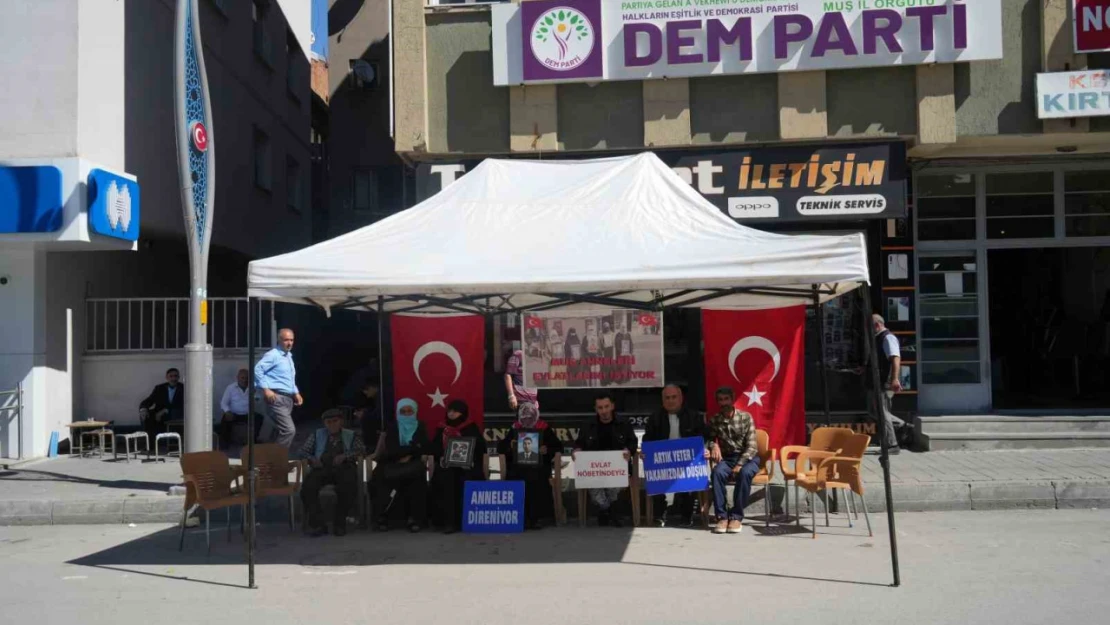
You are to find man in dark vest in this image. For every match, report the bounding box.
[642,384,708,526]
[868,314,906,453]
[295,409,366,536]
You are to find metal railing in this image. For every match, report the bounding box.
[85,298,275,352]
[0,384,23,460]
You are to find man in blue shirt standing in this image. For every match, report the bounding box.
[254,328,303,448]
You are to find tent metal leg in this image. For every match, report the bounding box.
[813,285,832,427]
[860,280,901,587]
[247,297,257,589]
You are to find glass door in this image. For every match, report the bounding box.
[917,252,991,412]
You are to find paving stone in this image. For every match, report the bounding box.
[51,500,125,525]
[0,500,52,526]
[1055,481,1110,509]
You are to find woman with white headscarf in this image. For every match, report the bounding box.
[496,403,562,530]
[371,398,430,533]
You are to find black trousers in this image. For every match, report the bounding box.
[430,467,475,529]
[372,463,428,525]
[301,463,359,528]
[652,492,696,522]
[508,468,554,524]
[217,413,262,448]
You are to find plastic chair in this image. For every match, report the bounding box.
[573,453,641,528]
[155,432,182,461]
[779,426,854,524]
[497,452,566,526]
[795,433,872,539]
[241,443,301,531]
[179,451,248,554]
[114,432,149,462]
[695,429,776,528]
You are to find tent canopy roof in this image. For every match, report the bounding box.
[248,153,869,314]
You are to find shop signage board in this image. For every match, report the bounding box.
[0,165,63,234]
[1074,0,1110,53]
[1036,70,1110,119]
[87,168,141,241]
[493,0,1004,86]
[416,142,907,222]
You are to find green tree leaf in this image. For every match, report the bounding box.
[545,16,553,25]
[558,10,565,20]
[571,15,579,24]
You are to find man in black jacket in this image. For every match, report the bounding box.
[642,384,708,527]
[574,392,638,527]
[138,368,184,441]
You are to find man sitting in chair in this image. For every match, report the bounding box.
[138,368,184,441]
[295,409,367,537]
[707,386,760,536]
[573,393,637,527]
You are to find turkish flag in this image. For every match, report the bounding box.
[391,314,485,435]
[702,307,805,450]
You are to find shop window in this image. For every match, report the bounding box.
[985,172,1054,239]
[916,174,976,241]
[352,171,378,212]
[253,127,271,191]
[1064,170,1110,237]
[918,254,981,384]
[286,157,303,213]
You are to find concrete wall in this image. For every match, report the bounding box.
[80,351,254,427]
[0,0,79,160]
[955,0,1042,137]
[0,251,47,459]
[828,67,917,137]
[426,11,509,154]
[325,0,407,238]
[124,0,313,259]
[690,74,778,145]
[558,82,644,151]
[77,0,126,170]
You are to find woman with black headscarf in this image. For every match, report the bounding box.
[497,403,562,530]
[430,399,484,533]
[564,327,584,385]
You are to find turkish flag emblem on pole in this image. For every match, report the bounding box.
[391,314,485,434]
[702,307,806,450]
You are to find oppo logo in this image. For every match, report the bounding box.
[728,197,779,219]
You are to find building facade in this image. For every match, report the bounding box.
[368,0,1110,435]
[0,0,315,459]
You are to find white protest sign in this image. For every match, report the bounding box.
[574,450,630,489]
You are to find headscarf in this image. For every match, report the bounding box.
[396,398,419,446]
[512,402,547,431]
[442,399,473,449]
[506,349,539,407]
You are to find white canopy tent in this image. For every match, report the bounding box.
[242,152,899,587]
[248,153,869,313]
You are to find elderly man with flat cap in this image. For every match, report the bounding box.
[295,409,367,537]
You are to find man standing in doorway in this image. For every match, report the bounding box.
[870,314,905,454]
[642,384,707,527]
[254,328,303,448]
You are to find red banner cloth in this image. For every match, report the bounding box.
[702,307,806,450]
[391,314,485,434]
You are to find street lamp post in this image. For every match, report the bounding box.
[174,0,216,453]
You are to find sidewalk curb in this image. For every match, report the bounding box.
[3,479,1110,526]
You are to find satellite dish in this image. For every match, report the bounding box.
[352,59,376,87]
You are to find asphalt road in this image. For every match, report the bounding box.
[1,510,1107,625]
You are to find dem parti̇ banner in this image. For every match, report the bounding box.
[521,309,663,390]
[493,0,1003,85]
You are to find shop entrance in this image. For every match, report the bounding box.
[988,247,1110,410]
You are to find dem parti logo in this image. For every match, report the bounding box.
[530,7,595,71]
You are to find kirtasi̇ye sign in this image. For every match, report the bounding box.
[1037,70,1110,119]
[672,142,907,221]
[1074,0,1110,53]
[493,0,1004,85]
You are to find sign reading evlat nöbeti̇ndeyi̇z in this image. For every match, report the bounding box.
[493,0,1004,85]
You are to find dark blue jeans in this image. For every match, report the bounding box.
[711,455,761,521]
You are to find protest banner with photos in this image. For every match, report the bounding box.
[642,437,711,496]
[521,309,663,389]
[574,450,630,489]
[463,481,525,534]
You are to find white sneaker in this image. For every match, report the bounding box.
[727,520,743,534]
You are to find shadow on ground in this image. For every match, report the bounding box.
[0,468,176,494]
